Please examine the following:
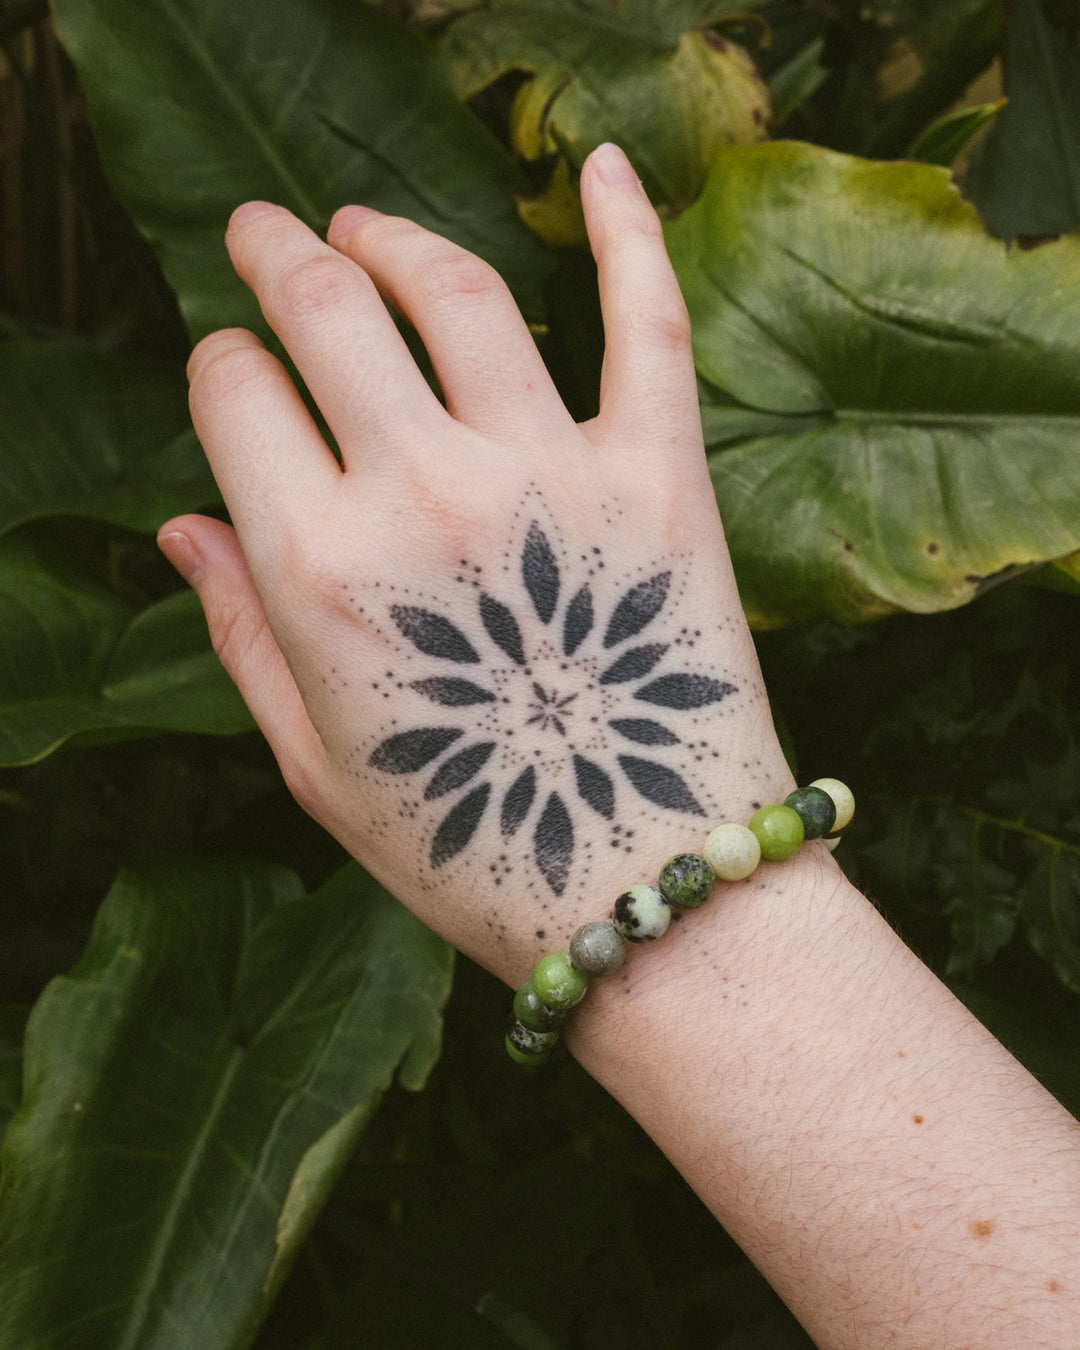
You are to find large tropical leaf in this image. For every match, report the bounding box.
[966,0,1080,241]
[0,858,453,1349]
[0,535,252,766]
[0,341,216,537]
[441,0,768,215]
[51,0,549,343]
[665,141,1080,626]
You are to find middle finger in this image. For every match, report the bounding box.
[226,202,446,464]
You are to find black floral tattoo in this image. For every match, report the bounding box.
[349,500,737,900]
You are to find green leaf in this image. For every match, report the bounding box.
[51,0,549,344]
[0,536,252,766]
[966,0,1080,241]
[665,142,1080,625]
[909,98,1005,166]
[441,0,769,211]
[0,340,217,537]
[0,858,453,1349]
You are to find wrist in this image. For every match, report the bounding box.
[564,842,861,1091]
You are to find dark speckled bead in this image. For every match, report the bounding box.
[658,853,716,910]
[784,786,837,840]
[506,1016,559,1062]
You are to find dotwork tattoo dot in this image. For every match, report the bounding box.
[358,494,738,898]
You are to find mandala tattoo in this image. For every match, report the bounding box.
[347,498,738,902]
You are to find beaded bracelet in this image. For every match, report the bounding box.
[506,778,854,1065]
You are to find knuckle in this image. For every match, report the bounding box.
[412,248,501,307]
[643,300,693,356]
[277,746,323,816]
[622,291,692,358]
[271,253,355,320]
[189,337,278,407]
[278,531,354,616]
[209,596,264,674]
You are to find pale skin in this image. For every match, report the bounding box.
[160,142,1080,1349]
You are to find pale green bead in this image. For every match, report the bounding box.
[748,804,804,861]
[702,822,761,881]
[613,884,671,943]
[810,777,855,832]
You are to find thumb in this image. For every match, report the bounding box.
[157,515,331,819]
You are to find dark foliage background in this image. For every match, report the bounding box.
[1,1,1079,1345]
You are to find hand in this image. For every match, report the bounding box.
[159,143,799,986]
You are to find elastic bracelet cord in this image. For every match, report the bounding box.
[506,778,855,1065]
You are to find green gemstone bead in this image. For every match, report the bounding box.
[513,980,563,1031]
[613,884,671,943]
[530,952,589,1011]
[569,922,626,976]
[658,853,716,910]
[810,777,855,833]
[748,804,805,861]
[506,1016,560,1059]
[784,786,837,840]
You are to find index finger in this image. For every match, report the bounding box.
[581,144,704,465]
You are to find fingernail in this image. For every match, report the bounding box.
[591,142,641,189]
[227,201,280,233]
[328,204,383,242]
[158,530,202,585]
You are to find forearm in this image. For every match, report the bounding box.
[570,847,1080,1349]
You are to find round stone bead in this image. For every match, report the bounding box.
[506,1016,560,1061]
[513,980,563,1032]
[506,1037,555,1065]
[784,785,837,840]
[569,921,626,977]
[613,884,671,943]
[810,777,855,833]
[658,853,716,910]
[702,822,761,881]
[530,952,589,1012]
[748,804,805,861]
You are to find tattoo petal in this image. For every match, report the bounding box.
[598,643,668,685]
[608,717,680,747]
[501,766,537,836]
[603,572,671,648]
[573,754,615,820]
[634,674,736,710]
[562,584,594,657]
[617,754,706,816]
[430,783,491,867]
[390,605,480,663]
[534,792,573,896]
[369,727,463,774]
[410,677,496,706]
[480,594,526,665]
[424,741,496,800]
[522,521,560,623]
